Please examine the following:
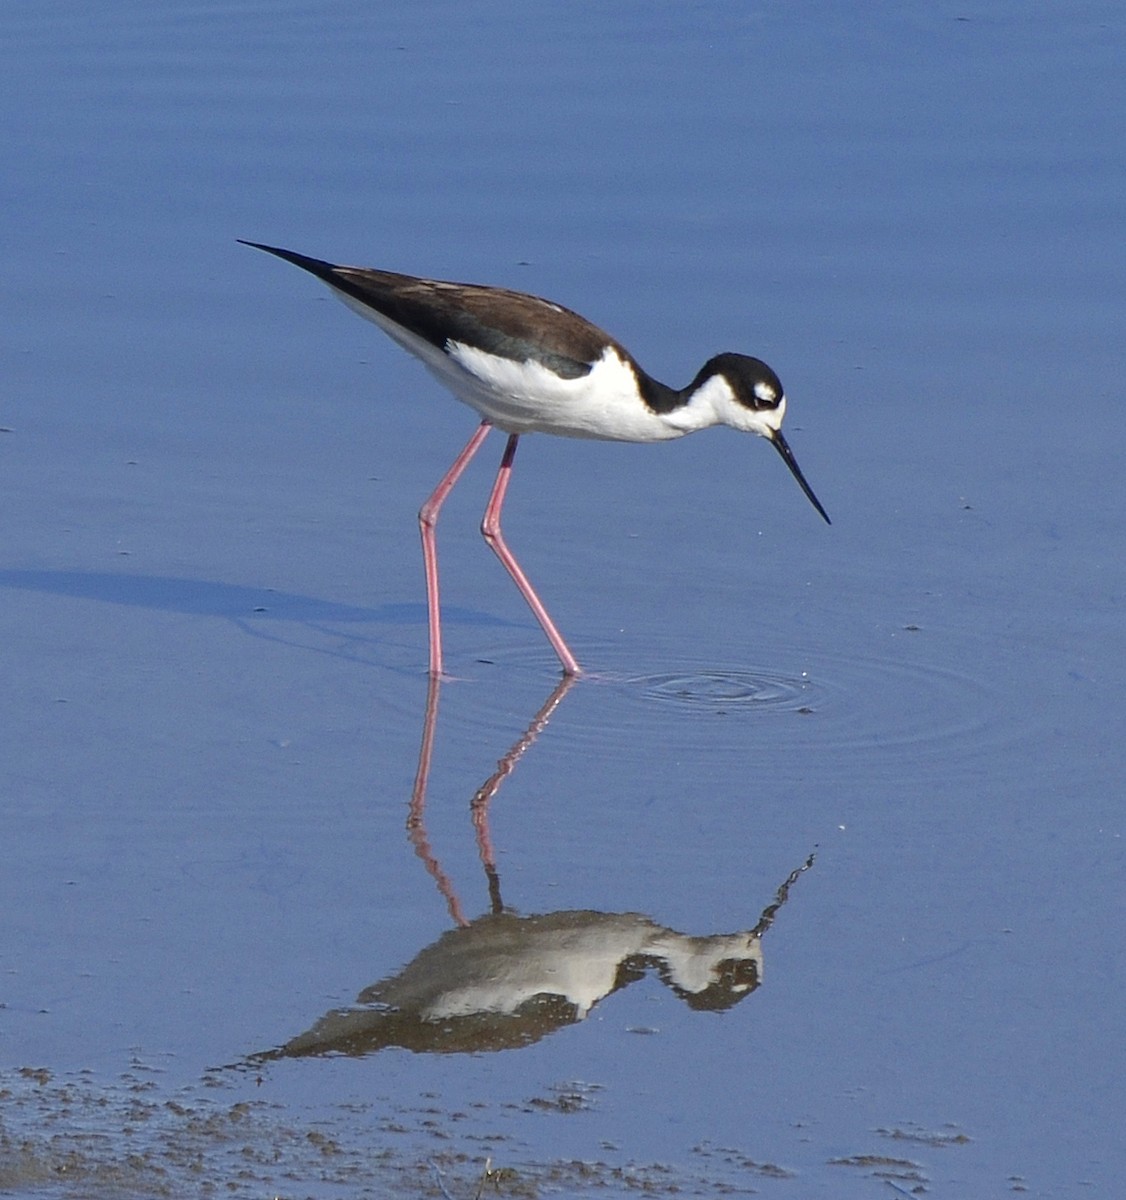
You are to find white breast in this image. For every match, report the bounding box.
[447,343,684,442]
[333,284,682,442]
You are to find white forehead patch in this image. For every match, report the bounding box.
[753,379,778,405]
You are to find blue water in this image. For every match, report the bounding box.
[2,3,1123,1196]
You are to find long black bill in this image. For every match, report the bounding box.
[770,431,831,525]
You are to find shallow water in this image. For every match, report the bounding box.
[3,2,1124,1196]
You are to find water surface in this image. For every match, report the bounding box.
[2,3,1123,1196]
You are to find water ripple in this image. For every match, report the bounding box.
[627,667,821,715]
[404,629,1025,786]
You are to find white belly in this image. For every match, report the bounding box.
[337,289,684,442]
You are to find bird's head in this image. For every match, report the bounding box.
[695,353,830,524]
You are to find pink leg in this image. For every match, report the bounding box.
[481,434,582,677]
[419,421,492,678]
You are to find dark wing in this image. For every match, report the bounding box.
[240,241,618,380]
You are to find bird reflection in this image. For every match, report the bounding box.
[251,678,813,1061]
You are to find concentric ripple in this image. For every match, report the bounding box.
[385,627,1029,789]
[629,667,822,715]
[602,641,1002,757]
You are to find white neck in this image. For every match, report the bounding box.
[662,372,786,438]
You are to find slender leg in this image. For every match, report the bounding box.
[419,421,492,678]
[481,434,582,677]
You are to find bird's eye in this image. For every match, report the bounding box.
[753,380,778,406]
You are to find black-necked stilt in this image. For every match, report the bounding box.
[240,241,829,678]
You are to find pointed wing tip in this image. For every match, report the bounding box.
[237,238,288,257]
[236,241,340,282]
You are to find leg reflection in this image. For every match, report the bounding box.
[407,674,576,923]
